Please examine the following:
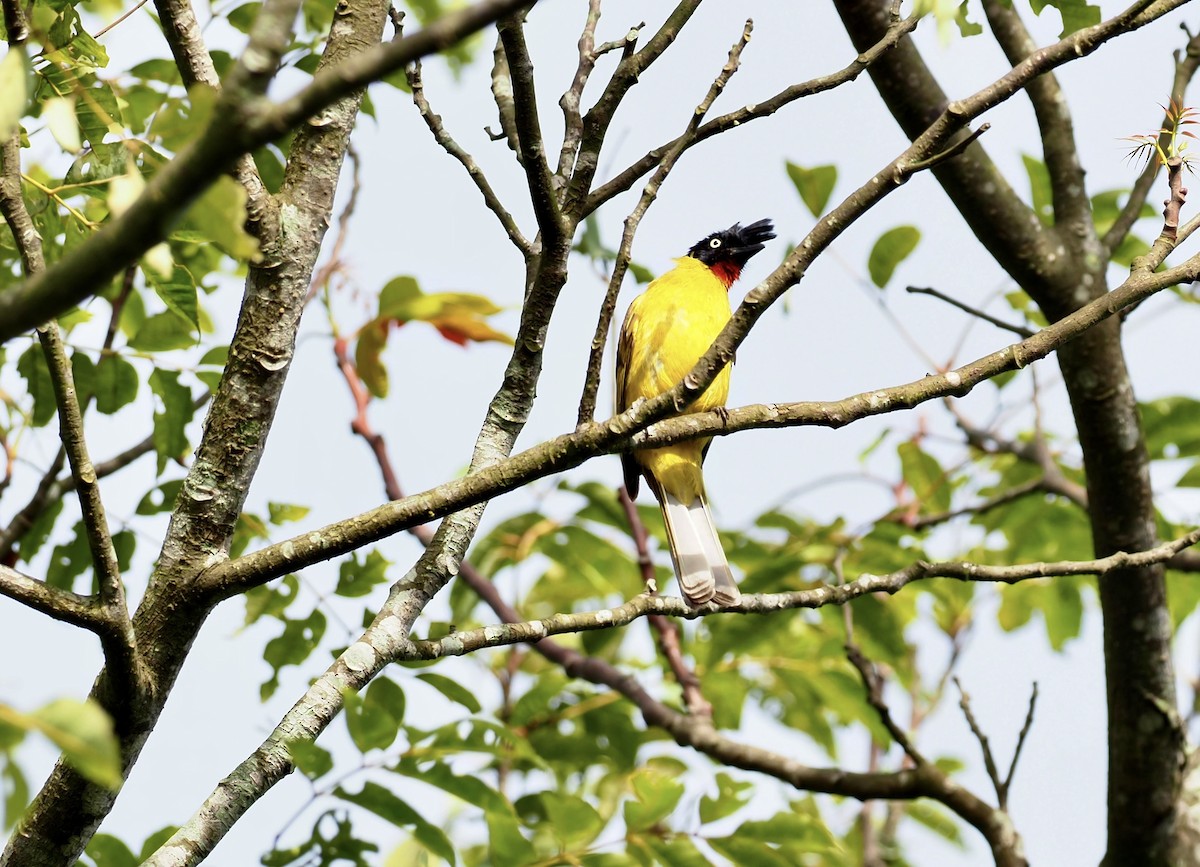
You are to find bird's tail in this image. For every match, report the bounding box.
[661,490,739,607]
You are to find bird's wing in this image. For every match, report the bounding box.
[615,296,642,498]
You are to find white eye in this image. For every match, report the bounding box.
[708,238,722,249]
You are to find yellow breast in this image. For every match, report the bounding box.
[618,256,732,414]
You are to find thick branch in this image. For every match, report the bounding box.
[982,0,1094,246]
[497,12,565,242]
[0,564,107,632]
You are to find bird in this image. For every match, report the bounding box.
[615,218,776,607]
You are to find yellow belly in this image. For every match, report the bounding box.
[617,257,732,502]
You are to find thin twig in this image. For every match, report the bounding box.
[497,12,566,241]
[407,61,531,254]
[1001,682,1039,807]
[955,677,1004,805]
[584,8,921,214]
[1103,23,1200,258]
[905,477,1047,531]
[555,0,602,181]
[846,641,926,765]
[906,285,1035,338]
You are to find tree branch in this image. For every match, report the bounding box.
[982,0,1093,246]
[0,563,107,632]
[0,0,143,708]
[906,285,1035,339]
[151,0,276,238]
[554,0,602,181]
[407,60,531,254]
[200,204,1200,599]
[497,12,565,243]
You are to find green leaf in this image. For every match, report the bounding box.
[261,609,327,700]
[905,800,965,848]
[137,827,182,862]
[287,739,334,779]
[147,265,200,332]
[392,758,508,815]
[15,499,63,563]
[897,440,952,514]
[268,502,310,524]
[128,311,196,351]
[149,369,193,474]
[416,672,482,714]
[954,0,983,37]
[178,175,261,262]
[1,760,27,830]
[1142,397,1200,459]
[0,45,28,138]
[700,772,753,824]
[83,833,138,867]
[541,791,604,849]
[785,162,837,218]
[93,355,139,414]
[335,782,456,865]
[623,768,684,831]
[1178,462,1200,487]
[336,550,391,598]
[243,574,300,626]
[867,225,920,288]
[1022,154,1053,225]
[44,95,81,153]
[17,343,56,427]
[344,681,401,753]
[136,479,185,515]
[1030,0,1101,36]
[486,807,536,867]
[707,835,793,867]
[46,522,92,591]
[27,699,121,789]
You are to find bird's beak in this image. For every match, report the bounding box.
[726,241,768,268]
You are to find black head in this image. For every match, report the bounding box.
[687,218,776,270]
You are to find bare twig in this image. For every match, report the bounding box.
[906,285,1035,338]
[905,477,1047,531]
[956,678,1038,811]
[407,61,531,254]
[555,0,602,181]
[306,146,362,304]
[846,641,926,766]
[585,7,920,214]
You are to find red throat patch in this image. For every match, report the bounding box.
[709,260,741,289]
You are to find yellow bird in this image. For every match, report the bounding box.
[616,219,775,607]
